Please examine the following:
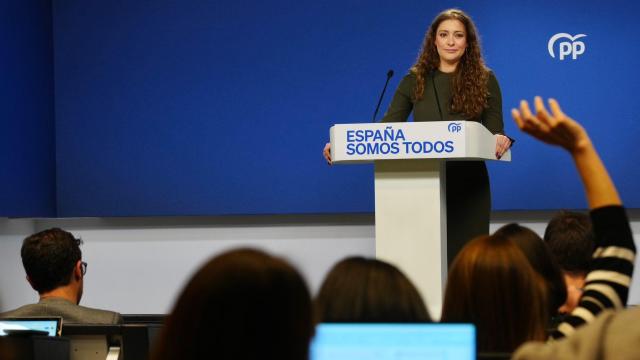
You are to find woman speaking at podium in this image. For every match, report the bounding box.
[323,9,512,265]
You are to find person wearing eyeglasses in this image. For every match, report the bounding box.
[0,228,122,324]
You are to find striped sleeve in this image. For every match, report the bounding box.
[551,205,636,339]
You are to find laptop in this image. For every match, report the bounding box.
[310,323,476,360]
[0,317,63,337]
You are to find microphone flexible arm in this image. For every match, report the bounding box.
[372,69,394,122]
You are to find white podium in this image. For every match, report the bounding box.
[329,121,510,318]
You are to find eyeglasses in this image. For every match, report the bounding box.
[81,261,88,276]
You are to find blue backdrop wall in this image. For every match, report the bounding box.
[4,0,639,216]
[0,1,56,217]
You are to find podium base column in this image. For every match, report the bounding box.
[374,159,447,319]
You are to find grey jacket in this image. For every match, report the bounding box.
[0,297,122,325]
[514,307,640,360]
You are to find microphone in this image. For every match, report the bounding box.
[372,69,394,122]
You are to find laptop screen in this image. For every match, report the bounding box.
[0,317,62,336]
[310,323,475,360]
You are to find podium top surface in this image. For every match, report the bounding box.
[329,121,510,164]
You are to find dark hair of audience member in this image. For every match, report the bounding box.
[494,224,567,315]
[543,211,595,275]
[151,248,314,360]
[315,256,431,323]
[441,234,548,353]
[21,228,83,293]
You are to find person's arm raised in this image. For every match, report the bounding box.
[511,96,621,209]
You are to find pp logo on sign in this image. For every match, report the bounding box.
[448,122,462,133]
[548,33,587,60]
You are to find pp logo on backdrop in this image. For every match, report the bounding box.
[548,33,587,60]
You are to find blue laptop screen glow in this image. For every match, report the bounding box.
[311,323,475,360]
[0,319,60,336]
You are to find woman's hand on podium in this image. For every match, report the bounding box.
[495,134,512,159]
[323,142,332,165]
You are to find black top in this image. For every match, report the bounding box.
[381,70,504,134]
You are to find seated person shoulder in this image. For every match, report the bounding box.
[0,228,122,324]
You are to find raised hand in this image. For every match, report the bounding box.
[511,96,590,154]
[511,96,620,208]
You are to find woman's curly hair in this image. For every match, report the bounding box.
[411,9,489,119]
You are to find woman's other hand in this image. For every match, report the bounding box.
[495,134,512,159]
[323,142,332,165]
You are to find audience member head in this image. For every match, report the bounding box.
[152,248,313,360]
[442,234,548,353]
[315,256,431,323]
[494,223,567,315]
[544,211,594,276]
[21,228,85,302]
[543,211,594,313]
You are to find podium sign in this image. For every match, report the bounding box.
[330,120,510,163]
[329,121,509,318]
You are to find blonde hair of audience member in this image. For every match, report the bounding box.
[151,248,314,360]
[441,234,549,353]
[315,256,431,323]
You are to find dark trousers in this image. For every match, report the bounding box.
[445,161,491,267]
